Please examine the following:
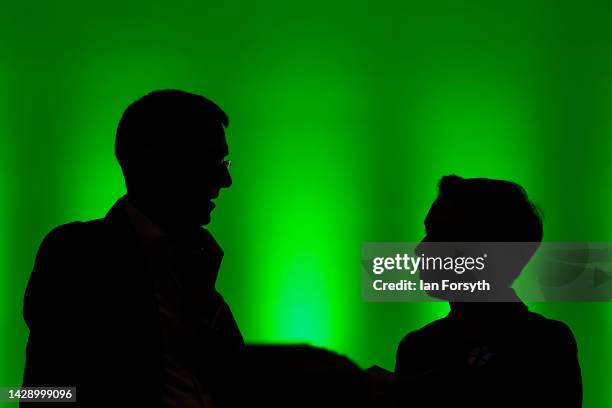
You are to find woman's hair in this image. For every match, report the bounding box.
[433,174,543,242]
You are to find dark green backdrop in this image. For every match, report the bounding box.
[2,1,611,406]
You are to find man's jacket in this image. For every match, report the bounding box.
[22,199,244,407]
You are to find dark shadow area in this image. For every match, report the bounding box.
[229,345,371,407]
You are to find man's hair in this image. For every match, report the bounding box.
[435,175,543,242]
[115,89,229,178]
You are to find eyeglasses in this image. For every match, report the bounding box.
[188,158,231,171]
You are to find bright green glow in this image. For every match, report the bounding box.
[232,55,363,351]
[2,2,612,406]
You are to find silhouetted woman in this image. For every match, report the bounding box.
[395,175,582,407]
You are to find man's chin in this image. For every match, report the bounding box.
[198,212,212,226]
[174,209,211,227]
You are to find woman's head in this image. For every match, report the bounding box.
[418,175,543,298]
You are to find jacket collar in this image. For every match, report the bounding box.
[104,195,224,288]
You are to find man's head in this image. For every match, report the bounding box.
[115,89,232,227]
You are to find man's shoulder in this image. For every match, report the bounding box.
[32,218,124,279]
[40,218,106,248]
[41,208,131,249]
[46,218,100,236]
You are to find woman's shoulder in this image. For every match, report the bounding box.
[525,311,578,348]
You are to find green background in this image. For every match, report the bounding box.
[2,1,611,406]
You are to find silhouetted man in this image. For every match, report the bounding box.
[395,175,582,407]
[22,90,244,407]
